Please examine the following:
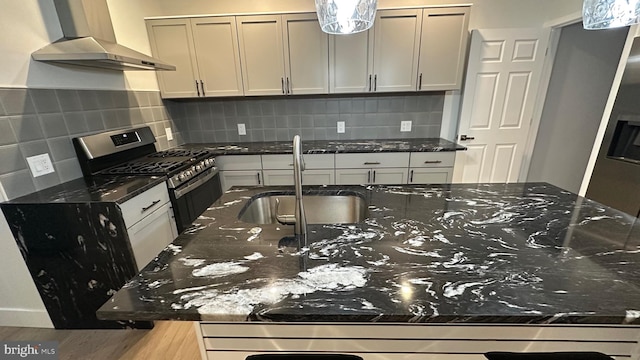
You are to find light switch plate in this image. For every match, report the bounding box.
[165,127,173,141]
[238,123,247,136]
[337,121,345,134]
[400,121,412,132]
[26,153,55,178]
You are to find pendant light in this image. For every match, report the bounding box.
[583,0,640,29]
[315,0,378,35]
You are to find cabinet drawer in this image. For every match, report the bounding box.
[409,152,455,167]
[119,182,170,229]
[262,154,335,169]
[336,153,410,168]
[216,155,262,170]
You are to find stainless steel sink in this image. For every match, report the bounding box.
[238,191,368,225]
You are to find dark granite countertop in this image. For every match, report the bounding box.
[179,138,465,155]
[98,183,640,325]
[2,176,166,204]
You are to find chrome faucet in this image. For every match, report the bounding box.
[292,135,307,239]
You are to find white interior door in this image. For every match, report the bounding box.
[453,28,550,183]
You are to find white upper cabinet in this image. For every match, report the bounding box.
[146,19,199,98]
[417,7,470,91]
[329,29,374,93]
[147,17,244,98]
[283,14,329,94]
[191,17,244,97]
[372,9,422,93]
[238,14,329,96]
[237,15,287,96]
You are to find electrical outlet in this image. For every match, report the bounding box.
[238,123,247,135]
[337,121,345,134]
[400,121,412,132]
[26,153,55,178]
[165,127,173,141]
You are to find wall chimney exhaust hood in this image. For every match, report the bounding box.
[32,0,175,71]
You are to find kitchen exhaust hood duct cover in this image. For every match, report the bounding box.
[32,0,175,71]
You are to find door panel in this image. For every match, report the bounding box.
[220,170,262,191]
[336,169,371,185]
[372,9,422,92]
[146,19,199,98]
[283,14,329,94]
[409,168,452,184]
[329,30,374,93]
[373,168,408,184]
[454,28,550,183]
[237,15,286,96]
[191,17,244,97]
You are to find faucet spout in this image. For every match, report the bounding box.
[293,135,307,239]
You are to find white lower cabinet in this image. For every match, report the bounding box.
[197,322,640,360]
[127,202,177,271]
[220,170,263,191]
[217,152,455,189]
[119,183,178,271]
[335,168,408,185]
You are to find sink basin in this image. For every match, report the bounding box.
[238,191,368,225]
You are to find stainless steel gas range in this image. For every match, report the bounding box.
[72,126,222,233]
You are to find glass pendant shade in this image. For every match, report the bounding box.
[583,0,640,29]
[315,0,378,35]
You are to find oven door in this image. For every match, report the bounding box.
[171,168,222,233]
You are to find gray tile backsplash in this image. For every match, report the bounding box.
[177,93,444,143]
[0,88,181,200]
[0,87,445,200]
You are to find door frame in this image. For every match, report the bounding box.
[518,11,583,183]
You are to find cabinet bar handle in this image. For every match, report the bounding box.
[195,81,200,97]
[257,172,261,185]
[141,199,161,213]
[424,160,442,164]
[364,162,380,165]
[369,75,372,92]
[374,74,377,91]
[281,78,285,94]
[200,80,205,97]
[410,170,414,183]
[286,77,290,94]
[372,170,376,183]
[418,73,422,90]
[367,170,371,183]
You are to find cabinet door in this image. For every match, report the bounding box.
[372,168,408,184]
[372,9,422,92]
[417,7,470,91]
[409,168,453,184]
[191,17,244,97]
[262,169,294,186]
[220,170,263,191]
[303,169,335,185]
[146,19,199,98]
[329,29,374,93]
[335,169,371,185]
[127,203,177,271]
[283,14,329,94]
[237,15,286,96]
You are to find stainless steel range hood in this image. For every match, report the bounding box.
[32,0,175,71]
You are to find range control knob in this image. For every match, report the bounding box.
[178,173,186,181]
[195,165,202,171]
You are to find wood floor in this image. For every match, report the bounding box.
[0,321,201,360]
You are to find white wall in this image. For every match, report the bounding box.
[527,23,628,193]
[0,0,159,90]
[0,185,53,328]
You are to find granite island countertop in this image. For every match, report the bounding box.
[98,183,640,324]
[178,138,465,155]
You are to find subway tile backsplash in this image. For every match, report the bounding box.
[175,93,444,143]
[0,88,180,200]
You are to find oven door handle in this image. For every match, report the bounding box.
[173,169,219,200]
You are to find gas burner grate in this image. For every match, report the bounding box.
[100,161,184,175]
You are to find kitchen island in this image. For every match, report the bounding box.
[98,183,640,359]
